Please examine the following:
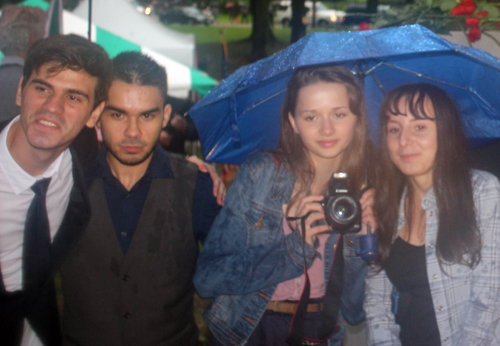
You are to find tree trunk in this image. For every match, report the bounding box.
[291,0,306,43]
[250,0,275,61]
[366,0,378,14]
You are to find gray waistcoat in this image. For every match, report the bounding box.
[60,155,199,346]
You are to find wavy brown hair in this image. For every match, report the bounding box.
[22,34,112,109]
[274,65,373,207]
[374,83,481,268]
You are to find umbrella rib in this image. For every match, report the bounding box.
[371,74,386,95]
[374,62,498,115]
[364,61,385,76]
[241,88,288,115]
[376,62,468,90]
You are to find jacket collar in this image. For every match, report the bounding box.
[397,185,437,230]
[48,146,91,279]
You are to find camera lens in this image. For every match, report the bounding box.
[334,200,353,219]
[329,196,358,225]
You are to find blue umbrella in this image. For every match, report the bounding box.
[189,24,500,164]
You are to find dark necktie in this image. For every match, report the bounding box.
[23,178,52,294]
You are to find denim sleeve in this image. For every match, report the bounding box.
[340,233,367,326]
[459,171,500,345]
[364,266,402,346]
[192,171,221,243]
[194,152,317,298]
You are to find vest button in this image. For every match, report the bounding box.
[122,274,130,282]
[123,312,131,319]
[347,240,354,247]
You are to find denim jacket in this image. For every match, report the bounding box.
[194,152,367,346]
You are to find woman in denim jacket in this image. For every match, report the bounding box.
[365,84,500,345]
[194,66,376,346]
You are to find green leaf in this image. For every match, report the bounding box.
[440,0,457,12]
[481,4,500,18]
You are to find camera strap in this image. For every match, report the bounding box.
[285,214,344,346]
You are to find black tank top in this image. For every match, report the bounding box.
[385,237,441,346]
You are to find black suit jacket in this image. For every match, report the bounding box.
[0,120,94,346]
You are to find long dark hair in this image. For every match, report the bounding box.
[274,65,373,206]
[375,83,481,268]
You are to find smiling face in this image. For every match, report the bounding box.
[15,64,102,157]
[386,95,438,187]
[288,82,357,170]
[99,80,170,169]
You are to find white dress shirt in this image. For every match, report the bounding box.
[0,115,73,346]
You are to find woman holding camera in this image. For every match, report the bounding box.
[365,83,500,345]
[194,65,376,346]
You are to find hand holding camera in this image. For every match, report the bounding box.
[289,172,379,261]
[319,172,378,261]
[287,195,332,246]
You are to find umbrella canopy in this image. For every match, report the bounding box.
[189,24,500,164]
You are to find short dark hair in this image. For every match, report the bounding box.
[112,51,168,102]
[22,34,113,109]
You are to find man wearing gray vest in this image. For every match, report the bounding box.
[59,52,220,346]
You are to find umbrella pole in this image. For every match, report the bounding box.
[88,0,92,40]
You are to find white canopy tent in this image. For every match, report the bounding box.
[62,10,215,98]
[2,0,216,98]
[72,0,196,67]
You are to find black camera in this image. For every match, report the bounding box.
[321,172,361,233]
[311,172,378,261]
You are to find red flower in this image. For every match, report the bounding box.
[451,4,476,15]
[358,22,370,31]
[465,17,481,26]
[467,27,481,42]
[476,11,488,17]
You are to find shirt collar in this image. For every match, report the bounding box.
[0,115,69,194]
[397,185,437,229]
[88,144,174,184]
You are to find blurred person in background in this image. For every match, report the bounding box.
[158,96,199,155]
[0,6,47,121]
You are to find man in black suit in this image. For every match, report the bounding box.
[0,34,112,346]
